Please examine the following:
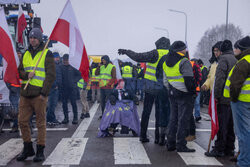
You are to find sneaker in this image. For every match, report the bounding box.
[84,113,90,118]
[185,135,196,141]
[61,119,69,124]
[195,116,202,122]
[177,146,196,152]
[80,113,85,119]
[167,144,176,151]
[51,120,61,125]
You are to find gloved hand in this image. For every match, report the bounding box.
[118,49,127,55]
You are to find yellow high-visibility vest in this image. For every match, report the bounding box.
[224,55,250,102]
[144,49,169,82]
[122,65,133,78]
[77,78,84,89]
[22,49,48,87]
[99,63,115,87]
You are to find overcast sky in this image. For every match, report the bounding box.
[32,0,250,60]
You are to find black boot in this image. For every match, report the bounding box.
[159,127,167,146]
[33,145,45,162]
[16,142,35,161]
[154,127,159,144]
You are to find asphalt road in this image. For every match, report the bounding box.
[0,100,237,167]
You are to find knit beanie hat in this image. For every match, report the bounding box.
[170,41,186,52]
[63,54,69,60]
[53,52,60,58]
[101,55,110,63]
[220,40,233,52]
[29,28,43,42]
[237,36,250,51]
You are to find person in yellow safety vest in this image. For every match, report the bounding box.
[118,37,171,146]
[77,78,90,119]
[205,39,237,158]
[225,36,250,166]
[17,28,56,162]
[88,63,101,103]
[162,41,196,152]
[121,62,137,96]
[95,55,116,119]
[136,63,144,101]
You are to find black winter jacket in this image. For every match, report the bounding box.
[61,64,82,90]
[214,51,237,104]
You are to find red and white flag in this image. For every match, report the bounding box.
[49,0,89,81]
[0,7,20,85]
[16,4,27,45]
[208,77,219,140]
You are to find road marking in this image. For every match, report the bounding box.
[0,139,24,165]
[44,101,99,166]
[178,141,223,166]
[147,127,211,132]
[114,138,151,165]
[43,138,88,166]
[72,101,99,138]
[2,128,68,132]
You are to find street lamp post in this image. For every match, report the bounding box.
[225,0,229,39]
[154,27,169,38]
[169,9,187,44]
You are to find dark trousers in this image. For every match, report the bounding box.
[46,88,59,122]
[100,89,112,115]
[159,87,170,127]
[167,91,193,149]
[140,92,160,138]
[214,103,235,152]
[9,88,20,128]
[62,88,78,120]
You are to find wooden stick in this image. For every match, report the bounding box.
[207,134,212,152]
[24,39,50,90]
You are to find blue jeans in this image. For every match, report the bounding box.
[47,88,59,122]
[194,92,201,118]
[9,88,20,128]
[231,101,250,167]
[137,79,144,100]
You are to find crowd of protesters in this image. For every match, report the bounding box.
[0,26,249,166]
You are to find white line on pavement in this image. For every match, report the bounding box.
[44,101,99,166]
[72,101,99,138]
[114,138,151,165]
[178,141,223,166]
[2,128,68,131]
[0,139,24,166]
[43,138,88,165]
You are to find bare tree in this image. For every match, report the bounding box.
[194,23,243,66]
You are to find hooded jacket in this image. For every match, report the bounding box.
[123,37,170,94]
[163,51,196,94]
[18,42,56,97]
[214,50,237,104]
[230,48,250,102]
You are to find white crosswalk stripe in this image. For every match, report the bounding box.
[114,137,151,165]
[178,141,223,166]
[0,139,24,166]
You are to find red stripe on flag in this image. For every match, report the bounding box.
[0,27,20,85]
[79,45,89,82]
[49,19,69,46]
[17,13,27,44]
[208,93,219,140]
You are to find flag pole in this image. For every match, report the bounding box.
[207,134,212,152]
[24,39,50,90]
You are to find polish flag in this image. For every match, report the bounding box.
[0,8,20,85]
[49,0,89,81]
[208,77,219,140]
[16,4,27,45]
